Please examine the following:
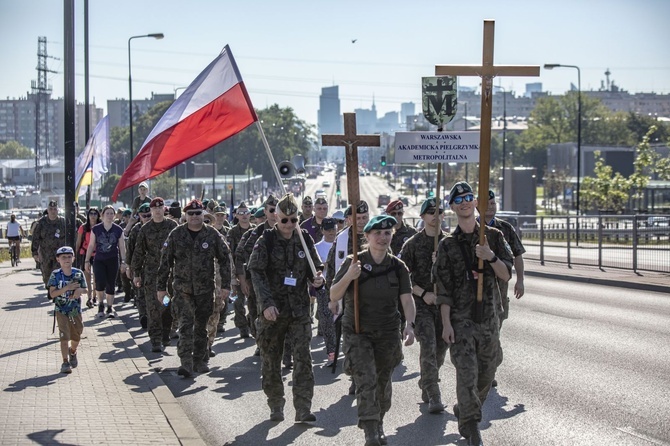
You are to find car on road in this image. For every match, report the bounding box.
[322,180,331,187]
[377,194,391,208]
[315,189,327,199]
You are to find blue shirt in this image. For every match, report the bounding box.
[47,267,87,316]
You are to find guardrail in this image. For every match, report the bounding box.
[405,214,669,274]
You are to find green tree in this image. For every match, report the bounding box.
[149,171,180,199]
[581,151,631,213]
[0,140,33,159]
[99,174,132,206]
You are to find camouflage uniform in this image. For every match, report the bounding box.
[157,224,231,370]
[331,250,411,427]
[227,221,255,334]
[247,227,323,414]
[235,221,273,338]
[432,223,513,434]
[31,215,67,286]
[125,221,145,321]
[132,218,177,348]
[390,222,417,256]
[399,229,448,402]
[487,217,525,326]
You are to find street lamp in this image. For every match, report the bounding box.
[493,86,507,210]
[128,32,164,195]
[544,63,581,215]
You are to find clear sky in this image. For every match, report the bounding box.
[1,0,669,127]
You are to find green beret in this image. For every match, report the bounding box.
[277,193,299,216]
[363,215,397,233]
[420,197,442,215]
[138,203,150,213]
[448,181,473,204]
[343,200,369,217]
[489,190,495,200]
[122,209,132,216]
[254,208,265,218]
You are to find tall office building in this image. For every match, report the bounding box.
[318,86,341,136]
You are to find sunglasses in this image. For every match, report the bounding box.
[267,208,276,214]
[335,219,345,224]
[89,212,99,216]
[237,210,250,215]
[425,209,445,215]
[452,194,474,204]
[141,213,151,218]
[389,211,404,216]
[280,217,299,224]
[186,211,203,216]
[204,219,211,224]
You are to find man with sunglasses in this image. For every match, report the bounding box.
[399,198,448,414]
[432,181,513,445]
[387,200,417,256]
[132,198,177,353]
[226,202,255,338]
[235,195,278,345]
[248,193,324,423]
[299,196,314,224]
[125,203,152,329]
[157,199,232,378]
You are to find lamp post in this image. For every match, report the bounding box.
[128,32,164,196]
[544,63,581,215]
[493,86,507,210]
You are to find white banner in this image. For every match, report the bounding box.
[394,131,480,164]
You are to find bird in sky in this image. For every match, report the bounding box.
[351,39,357,44]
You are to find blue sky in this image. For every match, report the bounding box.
[1,0,669,126]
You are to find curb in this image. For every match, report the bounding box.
[525,269,670,294]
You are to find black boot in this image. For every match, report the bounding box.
[378,420,388,445]
[361,420,381,446]
[461,420,483,446]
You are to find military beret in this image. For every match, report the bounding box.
[138,203,151,213]
[363,215,397,233]
[213,206,227,214]
[489,190,495,200]
[206,199,218,210]
[48,200,59,208]
[56,246,74,256]
[385,200,403,213]
[254,208,265,218]
[237,201,248,210]
[344,200,369,217]
[315,197,327,206]
[149,197,165,208]
[122,209,132,216]
[302,196,313,205]
[448,181,474,204]
[277,193,299,216]
[420,197,442,215]
[321,217,336,231]
[183,199,204,212]
[264,194,278,207]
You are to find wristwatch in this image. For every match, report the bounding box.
[410,322,416,329]
[488,255,498,263]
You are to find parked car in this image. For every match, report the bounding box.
[377,194,391,208]
[322,180,331,187]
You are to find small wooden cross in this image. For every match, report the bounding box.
[435,20,539,314]
[321,112,381,333]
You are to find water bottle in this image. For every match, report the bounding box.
[162,296,171,306]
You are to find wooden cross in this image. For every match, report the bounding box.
[321,112,381,333]
[435,20,539,317]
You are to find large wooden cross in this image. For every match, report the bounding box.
[435,20,539,318]
[321,112,381,333]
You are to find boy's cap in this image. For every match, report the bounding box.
[138,181,149,189]
[321,218,336,230]
[56,246,74,256]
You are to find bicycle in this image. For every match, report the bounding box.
[10,242,19,267]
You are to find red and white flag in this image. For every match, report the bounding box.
[112,45,257,200]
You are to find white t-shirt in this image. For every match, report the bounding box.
[6,221,21,237]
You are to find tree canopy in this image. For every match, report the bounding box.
[0,140,33,159]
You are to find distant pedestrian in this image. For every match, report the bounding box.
[75,207,101,306]
[313,217,338,366]
[47,246,87,374]
[6,213,26,265]
[85,205,126,319]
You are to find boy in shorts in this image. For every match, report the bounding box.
[47,246,87,374]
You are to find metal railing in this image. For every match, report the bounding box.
[405,214,670,273]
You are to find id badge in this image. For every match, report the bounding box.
[284,277,297,287]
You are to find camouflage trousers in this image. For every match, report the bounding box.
[232,285,249,331]
[206,290,226,351]
[40,256,59,288]
[173,291,213,368]
[258,315,313,411]
[344,329,403,427]
[135,282,146,319]
[144,279,173,346]
[121,270,134,301]
[450,317,500,431]
[499,281,510,328]
[415,299,449,399]
[246,285,259,338]
[315,287,336,354]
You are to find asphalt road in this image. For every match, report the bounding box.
[119,275,670,446]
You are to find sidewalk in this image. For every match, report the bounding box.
[524,259,670,294]
[0,261,204,446]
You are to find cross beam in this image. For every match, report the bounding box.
[321,112,381,333]
[434,20,539,314]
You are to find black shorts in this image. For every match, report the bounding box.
[93,257,119,295]
[7,236,20,242]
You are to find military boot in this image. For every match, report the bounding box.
[361,420,381,446]
[461,420,483,446]
[378,420,388,445]
[270,406,284,422]
[429,394,445,413]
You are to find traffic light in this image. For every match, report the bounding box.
[380,155,387,167]
[426,190,435,198]
[336,186,341,196]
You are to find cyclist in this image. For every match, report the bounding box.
[6,214,25,265]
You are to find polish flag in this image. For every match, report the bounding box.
[112,45,257,201]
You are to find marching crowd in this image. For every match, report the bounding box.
[30,179,525,446]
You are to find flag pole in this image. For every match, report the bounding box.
[255,121,317,276]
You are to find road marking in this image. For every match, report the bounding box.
[616,426,670,445]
